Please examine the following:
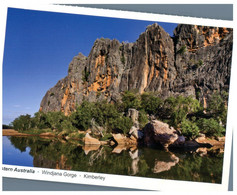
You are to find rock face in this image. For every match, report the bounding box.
[143,120,179,148]
[127,109,139,125]
[40,23,233,115]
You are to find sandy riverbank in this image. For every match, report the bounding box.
[2,129,55,138]
[2,129,30,136]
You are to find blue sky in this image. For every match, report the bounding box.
[2,8,177,125]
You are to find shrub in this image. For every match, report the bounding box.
[141,92,163,115]
[177,45,187,55]
[121,91,141,112]
[138,109,149,129]
[198,59,203,66]
[109,116,133,134]
[71,101,96,131]
[2,124,13,129]
[12,114,32,132]
[196,118,225,138]
[100,133,112,141]
[181,119,200,140]
[69,132,85,139]
[207,92,228,126]
[61,119,76,134]
[45,111,66,132]
[162,96,200,128]
[31,112,51,129]
[120,56,125,64]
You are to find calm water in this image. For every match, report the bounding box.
[2,136,224,183]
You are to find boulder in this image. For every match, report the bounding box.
[183,140,200,148]
[84,133,101,145]
[170,135,185,147]
[112,133,137,146]
[195,133,206,142]
[112,133,127,145]
[143,120,178,148]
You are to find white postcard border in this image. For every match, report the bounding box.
[0,1,235,191]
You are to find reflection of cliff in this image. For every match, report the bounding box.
[8,136,223,183]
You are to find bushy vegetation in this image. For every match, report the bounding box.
[11,90,228,139]
[161,96,201,129]
[2,124,13,129]
[120,55,125,65]
[177,45,187,54]
[181,119,200,140]
[196,118,225,137]
[12,114,32,132]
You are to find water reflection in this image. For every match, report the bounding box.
[153,153,179,173]
[3,136,224,183]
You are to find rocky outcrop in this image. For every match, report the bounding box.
[173,25,232,106]
[127,109,139,126]
[40,23,233,115]
[143,120,179,148]
[112,133,137,146]
[83,144,101,155]
[84,133,101,145]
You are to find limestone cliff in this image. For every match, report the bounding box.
[40,23,233,115]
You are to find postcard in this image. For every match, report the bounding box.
[0,2,235,191]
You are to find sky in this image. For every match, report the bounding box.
[2,8,178,125]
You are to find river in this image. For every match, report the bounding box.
[2,136,224,183]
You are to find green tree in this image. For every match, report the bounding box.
[31,112,50,129]
[162,96,200,128]
[61,119,76,134]
[180,119,200,140]
[12,114,32,131]
[141,92,163,115]
[121,91,141,112]
[207,92,228,126]
[138,109,149,129]
[197,118,225,137]
[109,116,133,134]
[45,111,66,131]
[71,101,96,131]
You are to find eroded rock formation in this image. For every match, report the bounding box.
[40,23,233,115]
[143,120,179,148]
